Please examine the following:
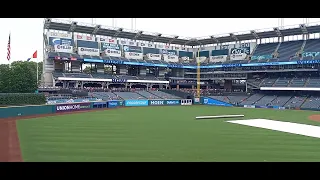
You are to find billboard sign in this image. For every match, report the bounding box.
[209,55,227,62]
[56,103,91,112]
[203,97,232,106]
[124,100,148,107]
[107,100,122,108]
[101,43,121,57]
[230,47,250,60]
[163,55,179,62]
[123,45,142,53]
[54,45,73,53]
[78,47,99,56]
[124,52,143,59]
[147,53,162,60]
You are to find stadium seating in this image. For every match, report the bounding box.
[305,77,320,87]
[252,43,278,60]
[260,78,278,87]
[254,95,277,106]
[136,91,160,99]
[149,91,181,99]
[289,78,307,87]
[284,96,307,108]
[240,94,264,105]
[300,97,320,109]
[273,77,291,87]
[302,39,320,60]
[111,92,143,100]
[227,95,249,104]
[269,96,292,107]
[208,96,230,103]
[89,92,122,100]
[277,40,303,61]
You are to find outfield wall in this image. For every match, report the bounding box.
[0,99,192,119]
[201,96,320,111]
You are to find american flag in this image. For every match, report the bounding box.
[7,33,11,61]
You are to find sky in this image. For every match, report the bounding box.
[1,18,320,65]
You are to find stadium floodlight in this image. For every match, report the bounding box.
[250,30,259,39]
[69,21,77,32]
[114,28,123,37]
[300,24,308,34]
[230,33,238,41]
[210,35,219,43]
[168,35,179,44]
[134,31,143,39]
[151,33,162,42]
[92,25,101,34]
[273,27,282,37]
[44,18,51,29]
[45,18,52,23]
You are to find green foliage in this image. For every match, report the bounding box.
[0,93,46,106]
[0,61,43,93]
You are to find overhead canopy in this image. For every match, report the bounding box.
[44,18,320,46]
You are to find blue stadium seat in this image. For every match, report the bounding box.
[277,40,303,61]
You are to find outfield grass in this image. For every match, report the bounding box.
[17,106,320,162]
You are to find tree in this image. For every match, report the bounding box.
[0,61,43,93]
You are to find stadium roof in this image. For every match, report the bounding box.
[44,18,320,46]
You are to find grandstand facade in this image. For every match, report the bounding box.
[42,18,320,96]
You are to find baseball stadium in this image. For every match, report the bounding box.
[2,18,320,162]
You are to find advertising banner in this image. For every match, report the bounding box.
[78,47,100,56]
[101,43,122,57]
[107,100,122,108]
[160,49,177,56]
[47,32,72,39]
[125,100,149,107]
[243,105,255,108]
[123,45,142,53]
[202,97,232,106]
[75,34,95,41]
[112,79,127,83]
[49,37,74,53]
[138,42,155,48]
[181,99,193,106]
[147,53,162,60]
[97,37,117,44]
[54,45,73,53]
[165,100,181,105]
[105,49,122,57]
[119,40,137,46]
[230,53,247,60]
[163,55,179,62]
[149,100,165,106]
[56,103,91,112]
[148,100,181,106]
[209,55,227,62]
[196,57,207,63]
[124,52,143,59]
[230,47,250,60]
[251,54,272,61]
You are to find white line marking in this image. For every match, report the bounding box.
[227,119,320,139]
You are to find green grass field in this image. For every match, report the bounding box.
[17,106,320,162]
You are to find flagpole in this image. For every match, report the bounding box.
[36,58,39,85]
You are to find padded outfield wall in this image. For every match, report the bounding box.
[0,99,192,119]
